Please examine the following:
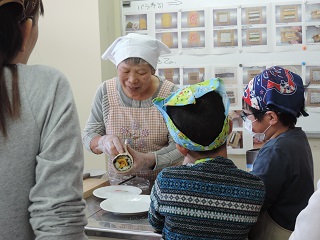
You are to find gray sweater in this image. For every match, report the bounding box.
[0,64,88,240]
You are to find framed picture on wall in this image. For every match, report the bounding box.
[306,88,320,107]
[182,67,205,85]
[181,31,205,48]
[311,9,320,19]
[310,68,320,85]
[215,29,237,47]
[181,10,205,28]
[213,8,237,26]
[244,7,266,24]
[306,26,320,44]
[226,88,238,107]
[155,12,178,29]
[242,27,268,47]
[125,14,147,32]
[305,3,320,22]
[158,68,180,85]
[246,29,262,45]
[280,27,302,43]
[217,12,231,25]
[156,32,179,49]
[213,67,237,84]
[276,5,301,23]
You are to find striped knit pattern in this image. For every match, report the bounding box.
[148,156,265,240]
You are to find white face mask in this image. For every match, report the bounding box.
[244,118,271,142]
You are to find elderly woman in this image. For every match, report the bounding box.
[83,33,183,185]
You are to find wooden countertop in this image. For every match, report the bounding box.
[83,178,109,199]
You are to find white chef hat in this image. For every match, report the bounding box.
[101,33,171,70]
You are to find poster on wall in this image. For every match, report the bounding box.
[121,0,320,152]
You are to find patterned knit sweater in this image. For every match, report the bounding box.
[148,156,266,240]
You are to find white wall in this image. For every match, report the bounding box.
[29,0,106,170]
[29,0,319,186]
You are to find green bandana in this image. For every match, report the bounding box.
[153,78,230,151]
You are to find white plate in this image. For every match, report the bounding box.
[93,185,142,199]
[100,195,151,215]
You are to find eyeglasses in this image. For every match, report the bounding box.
[240,111,254,121]
[240,110,268,121]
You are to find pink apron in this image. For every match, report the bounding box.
[105,78,174,184]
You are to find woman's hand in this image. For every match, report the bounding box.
[121,145,156,174]
[97,135,125,157]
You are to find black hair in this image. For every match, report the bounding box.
[0,1,44,137]
[122,57,155,74]
[167,91,226,154]
[242,99,297,128]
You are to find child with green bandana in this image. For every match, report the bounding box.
[149,78,266,240]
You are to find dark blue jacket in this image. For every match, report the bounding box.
[252,127,314,230]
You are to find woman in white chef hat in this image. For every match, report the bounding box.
[83,33,183,186]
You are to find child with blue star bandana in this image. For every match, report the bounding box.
[242,66,314,240]
[149,78,266,240]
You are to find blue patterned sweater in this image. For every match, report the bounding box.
[148,156,266,240]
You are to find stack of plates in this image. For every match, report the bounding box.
[93,185,150,215]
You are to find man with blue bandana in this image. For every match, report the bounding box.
[149,78,266,240]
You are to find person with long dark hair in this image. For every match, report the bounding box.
[0,1,88,239]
